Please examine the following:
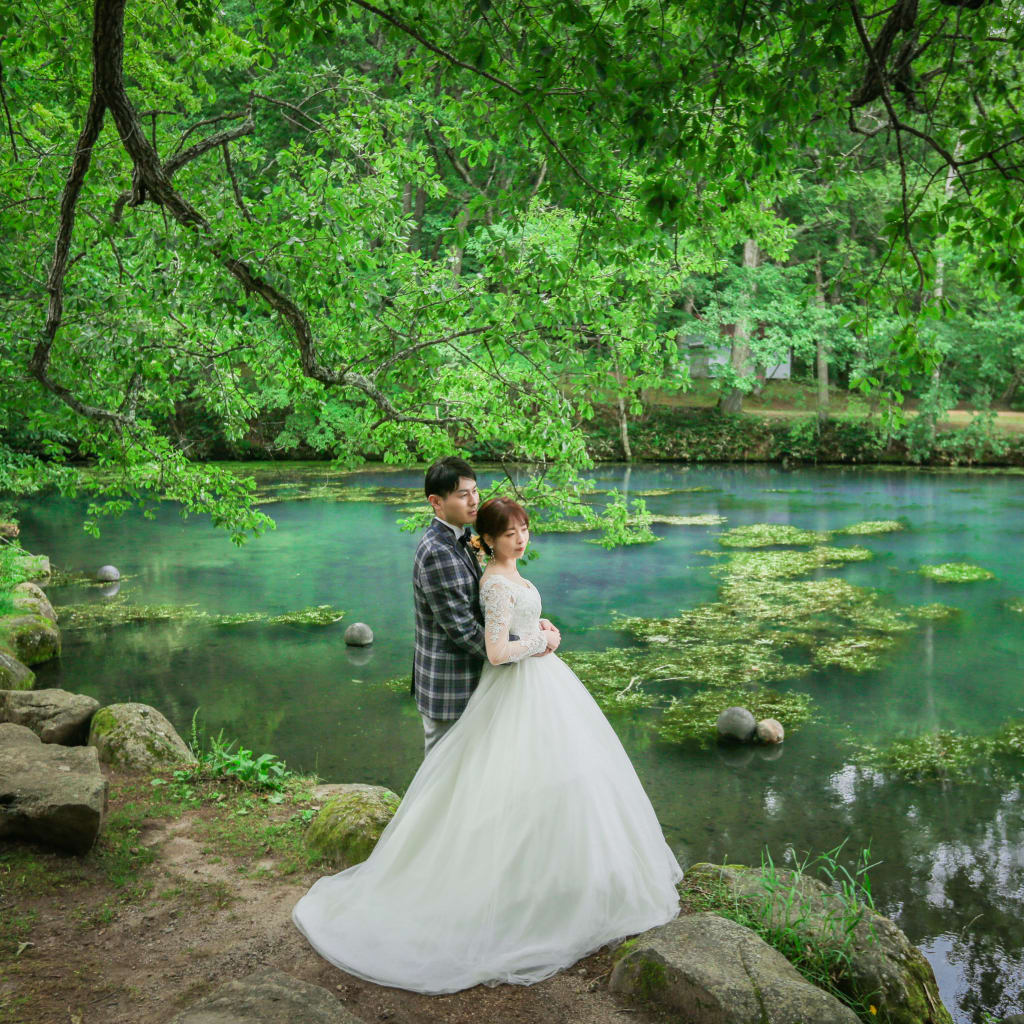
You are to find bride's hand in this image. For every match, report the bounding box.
[541,626,560,653]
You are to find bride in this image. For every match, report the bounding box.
[291,496,682,994]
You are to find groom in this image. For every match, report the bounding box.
[412,457,558,755]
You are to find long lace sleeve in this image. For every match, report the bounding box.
[481,578,547,665]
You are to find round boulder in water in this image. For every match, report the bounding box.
[716,706,756,743]
[95,565,120,582]
[756,718,785,744]
[344,622,374,647]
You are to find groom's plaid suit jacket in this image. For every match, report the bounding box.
[412,518,487,720]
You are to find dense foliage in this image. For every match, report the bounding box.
[1,0,1022,536]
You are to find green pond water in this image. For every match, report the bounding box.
[15,463,1024,1022]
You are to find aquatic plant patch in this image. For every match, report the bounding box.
[918,562,995,583]
[571,514,969,745]
[558,649,662,712]
[857,731,994,783]
[812,636,897,672]
[906,603,959,620]
[835,520,904,535]
[1008,599,1024,614]
[648,514,727,526]
[656,687,815,746]
[709,546,872,582]
[58,601,345,630]
[717,523,830,548]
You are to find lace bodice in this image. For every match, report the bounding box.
[479,574,546,664]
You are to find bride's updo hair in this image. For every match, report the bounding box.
[475,497,529,556]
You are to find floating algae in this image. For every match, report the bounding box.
[266,606,345,626]
[856,718,1024,783]
[835,520,904,535]
[58,600,345,630]
[558,649,662,712]
[918,562,995,583]
[1008,599,1024,615]
[649,514,727,527]
[708,546,872,582]
[656,687,815,747]
[907,603,959,620]
[812,635,897,672]
[857,731,991,782]
[717,523,830,548]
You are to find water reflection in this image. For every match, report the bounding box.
[15,464,1024,1021]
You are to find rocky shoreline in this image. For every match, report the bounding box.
[1,534,958,1024]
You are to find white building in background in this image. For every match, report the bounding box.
[683,334,792,381]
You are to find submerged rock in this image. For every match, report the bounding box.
[0,648,35,690]
[756,718,785,744]
[610,911,859,1024]
[716,706,756,742]
[167,968,363,1024]
[683,863,953,1024]
[344,621,374,646]
[0,613,60,666]
[87,702,195,769]
[95,564,120,582]
[306,783,400,869]
[0,722,108,854]
[0,688,100,744]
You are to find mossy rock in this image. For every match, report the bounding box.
[305,783,401,869]
[87,702,196,770]
[12,581,57,622]
[0,646,35,690]
[0,613,61,666]
[682,863,953,1024]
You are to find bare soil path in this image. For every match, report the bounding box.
[1,768,668,1024]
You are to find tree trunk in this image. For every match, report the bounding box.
[999,366,1024,407]
[614,352,632,461]
[718,238,760,414]
[814,254,829,426]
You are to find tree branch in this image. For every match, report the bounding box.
[39,0,466,434]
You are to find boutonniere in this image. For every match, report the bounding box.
[468,534,487,568]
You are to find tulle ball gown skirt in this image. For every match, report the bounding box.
[291,653,683,994]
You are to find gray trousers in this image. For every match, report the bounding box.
[421,713,458,757]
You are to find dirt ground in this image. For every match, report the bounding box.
[1,767,671,1024]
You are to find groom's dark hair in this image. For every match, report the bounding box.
[424,457,476,499]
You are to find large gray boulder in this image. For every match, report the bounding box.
[0,647,35,690]
[0,688,100,744]
[87,702,196,770]
[343,621,374,646]
[611,911,860,1024]
[717,706,756,742]
[0,612,60,666]
[0,722,108,854]
[167,969,364,1024]
[12,581,57,623]
[305,783,400,869]
[683,863,952,1024]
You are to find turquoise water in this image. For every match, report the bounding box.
[16,464,1024,1021]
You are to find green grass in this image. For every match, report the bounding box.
[0,539,29,615]
[684,842,881,1022]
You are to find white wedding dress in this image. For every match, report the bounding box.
[291,574,682,994]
